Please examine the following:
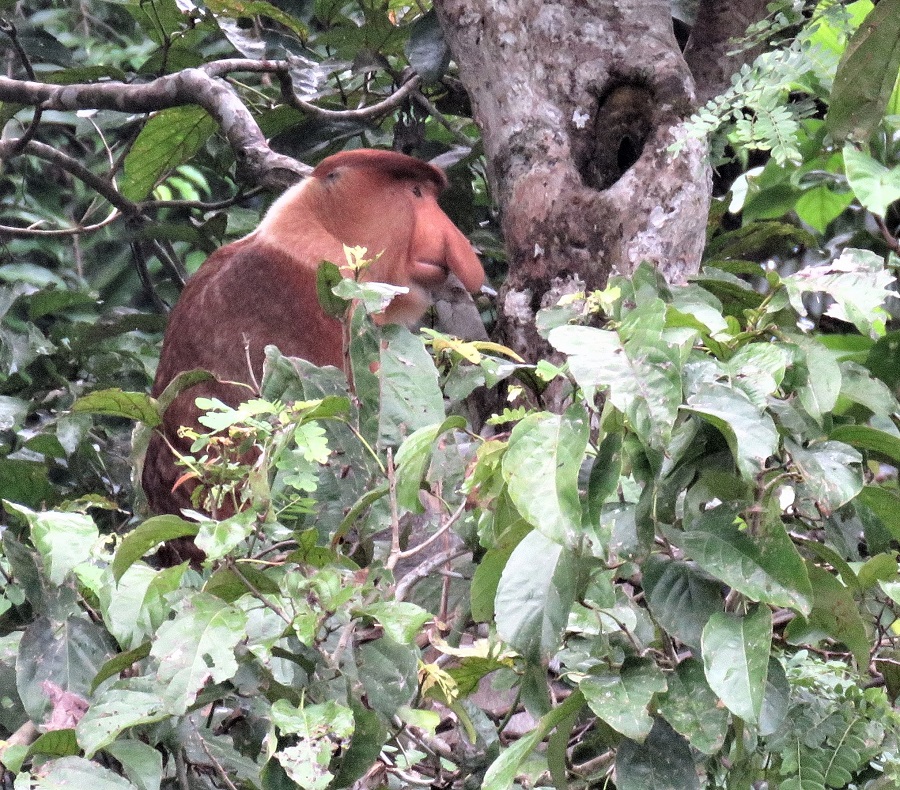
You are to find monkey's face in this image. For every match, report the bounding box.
[314,164,483,297]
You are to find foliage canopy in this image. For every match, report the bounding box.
[1,1,900,789]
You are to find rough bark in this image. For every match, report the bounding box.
[433,0,766,361]
[684,0,771,104]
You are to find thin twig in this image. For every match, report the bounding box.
[395,547,469,602]
[386,449,402,571]
[411,89,474,148]
[277,72,422,121]
[0,208,120,238]
[195,729,240,790]
[876,215,900,255]
[396,499,467,561]
[0,19,42,155]
[229,560,293,624]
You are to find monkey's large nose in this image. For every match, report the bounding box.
[412,259,451,286]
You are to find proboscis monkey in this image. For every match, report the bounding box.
[141,149,484,535]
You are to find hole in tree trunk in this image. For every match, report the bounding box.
[579,82,654,191]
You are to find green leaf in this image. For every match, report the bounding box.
[18,756,136,789]
[550,301,684,451]
[790,334,842,423]
[794,185,854,233]
[494,529,575,662]
[827,0,900,141]
[112,515,200,581]
[682,382,778,479]
[121,106,218,201]
[724,343,789,408]
[195,508,257,561]
[759,656,790,736]
[580,657,667,741]
[91,644,152,693]
[5,504,97,585]
[151,593,248,714]
[28,729,79,759]
[103,739,164,790]
[701,606,772,723]
[76,687,167,758]
[783,247,893,337]
[501,405,588,545]
[481,691,585,790]
[405,8,450,83]
[205,0,308,39]
[844,145,900,218]
[586,432,623,526]
[17,617,117,725]
[830,424,900,466]
[331,699,389,788]
[788,439,863,515]
[856,484,900,541]
[315,260,349,319]
[394,416,466,513]
[656,658,727,754]
[271,699,353,790]
[71,388,161,427]
[357,601,431,645]
[615,718,700,790]
[675,508,812,614]
[358,636,419,717]
[785,563,869,668]
[377,324,445,447]
[642,556,723,650]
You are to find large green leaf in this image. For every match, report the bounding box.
[377,324,444,448]
[6,504,97,585]
[785,563,869,669]
[501,405,588,545]
[151,593,247,714]
[615,718,700,790]
[701,606,772,724]
[830,425,900,466]
[121,106,217,201]
[16,617,117,724]
[549,301,683,451]
[481,691,585,790]
[71,388,161,427]
[827,0,900,141]
[682,382,778,479]
[494,529,575,662]
[580,657,667,741]
[642,556,723,650]
[76,687,167,758]
[656,658,727,755]
[271,699,354,790]
[358,636,419,717]
[18,756,135,789]
[794,184,854,233]
[787,439,862,515]
[844,146,900,218]
[676,508,812,614]
[790,334,842,424]
[782,248,893,337]
[394,416,466,512]
[112,515,200,582]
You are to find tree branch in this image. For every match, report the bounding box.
[0,63,308,189]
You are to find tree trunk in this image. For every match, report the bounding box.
[434,0,768,360]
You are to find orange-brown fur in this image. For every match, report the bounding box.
[141,149,484,525]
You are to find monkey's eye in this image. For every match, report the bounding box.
[411,185,423,198]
